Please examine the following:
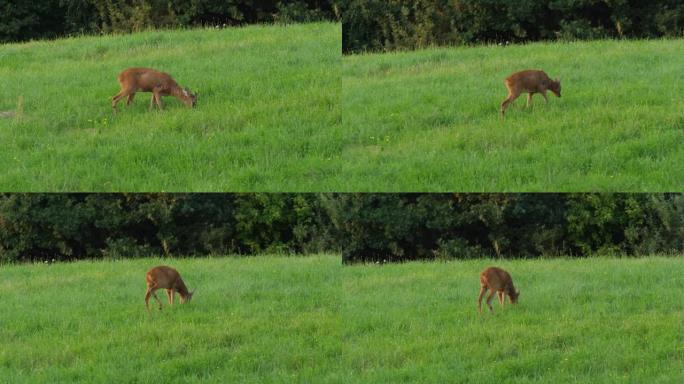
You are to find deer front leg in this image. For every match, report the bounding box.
[498,291,505,306]
[155,92,164,110]
[526,93,533,108]
[166,289,173,305]
[542,91,548,103]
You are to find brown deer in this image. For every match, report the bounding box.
[500,69,561,116]
[145,265,194,311]
[112,67,196,113]
[478,266,519,314]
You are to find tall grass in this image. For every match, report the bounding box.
[0,22,340,191]
[2,256,682,382]
[342,39,684,191]
[341,257,684,383]
[0,255,341,383]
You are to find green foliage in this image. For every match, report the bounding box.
[2,193,683,264]
[0,0,338,42]
[0,194,333,263]
[326,194,684,264]
[341,0,684,53]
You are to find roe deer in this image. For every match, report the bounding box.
[500,70,560,116]
[112,68,196,113]
[145,265,194,311]
[478,266,519,314]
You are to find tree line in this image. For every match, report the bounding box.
[340,0,684,53]
[1,193,682,264]
[1,0,339,43]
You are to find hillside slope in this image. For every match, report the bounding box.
[342,39,684,191]
[0,22,340,191]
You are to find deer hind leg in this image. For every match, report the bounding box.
[151,290,163,310]
[477,285,487,314]
[144,287,153,311]
[111,90,127,113]
[485,289,496,313]
[500,91,520,117]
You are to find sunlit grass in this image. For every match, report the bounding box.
[0,255,341,383]
[342,39,684,191]
[341,256,684,383]
[0,22,341,191]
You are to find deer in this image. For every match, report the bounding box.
[477,266,519,314]
[112,67,196,114]
[144,265,194,311]
[500,69,561,117]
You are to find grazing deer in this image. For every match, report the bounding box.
[478,266,519,314]
[112,67,196,113]
[500,69,561,116]
[145,265,194,311]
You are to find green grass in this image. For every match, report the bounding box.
[2,256,682,382]
[342,39,684,191]
[0,22,340,191]
[0,255,341,383]
[342,257,684,383]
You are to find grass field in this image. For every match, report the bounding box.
[0,255,341,383]
[342,39,684,191]
[2,256,682,382]
[0,22,340,191]
[342,257,684,383]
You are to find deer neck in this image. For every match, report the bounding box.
[176,279,189,297]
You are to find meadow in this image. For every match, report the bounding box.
[0,22,340,191]
[2,255,682,383]
[342,257,684,383]
[342,39,684,191]
[0,255,341,383]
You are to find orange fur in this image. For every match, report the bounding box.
[112,67,196,113]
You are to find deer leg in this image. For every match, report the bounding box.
[526,93,533,108]
[153,292,163,310]
[155,93,164,111]
[477,286,487,314]
[112,91,126,113]
[542,91,549,103]
[165,289,173,305]
[486,290,496,313]
[126,92,136,106]
[498,291,505,306]
[144,287,153,311]
[149,94,156,111]
[500,92,520,116]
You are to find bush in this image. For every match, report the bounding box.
[1,0,338,43]
[340,0,684,53]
